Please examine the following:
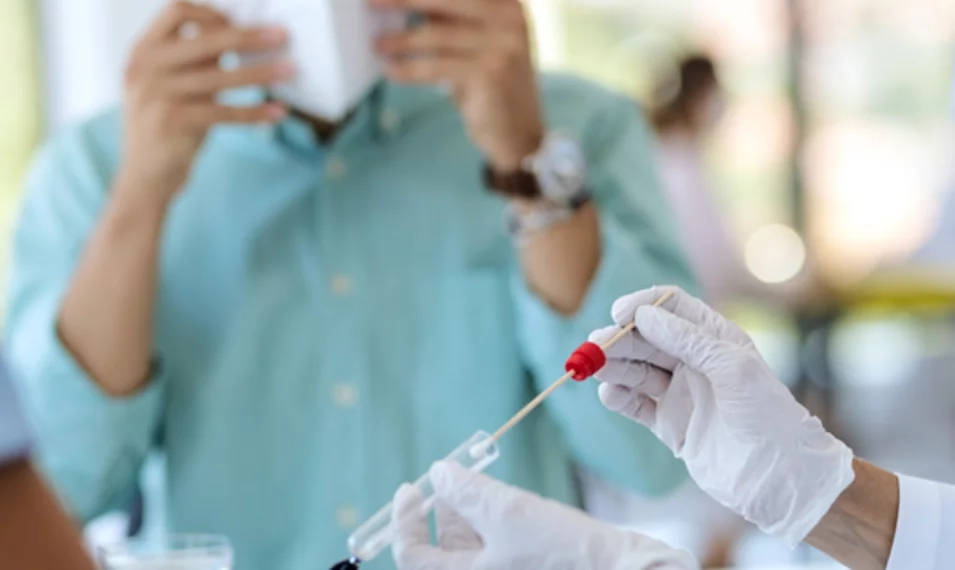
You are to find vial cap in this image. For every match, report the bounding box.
[565,341,607,381]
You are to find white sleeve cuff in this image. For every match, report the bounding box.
[887,474,942,570]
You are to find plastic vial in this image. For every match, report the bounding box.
[98,535,232,570]
[346,430,500,563]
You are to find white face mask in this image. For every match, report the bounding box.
[206,0,408,121]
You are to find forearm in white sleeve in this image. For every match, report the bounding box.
[887,475,955,570]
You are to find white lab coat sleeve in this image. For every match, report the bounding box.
[0,355,32,465]
[887,474,955,570]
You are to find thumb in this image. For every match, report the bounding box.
[635,305,719,372]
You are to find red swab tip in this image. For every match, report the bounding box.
[565,341,607,381]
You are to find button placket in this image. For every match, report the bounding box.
[337,505,360,530]
[333,384,358,409]
[326,155,347,180]
[379,109,401,134]
[330,274,352,296]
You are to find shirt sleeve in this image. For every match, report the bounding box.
[887,474,955,570]
[3,126,166,522]
[0,355,32,465]
[512,93,699,497]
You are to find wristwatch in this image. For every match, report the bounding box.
[483,133,591,243]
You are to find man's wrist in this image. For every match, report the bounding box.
[487,127,545,174]
[111,169,175,224]
[484,165,542,199]
[507,196,549,214]
[485,130,590,217]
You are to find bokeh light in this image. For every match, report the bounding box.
[744,223,807,283]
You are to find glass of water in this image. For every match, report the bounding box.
[98,534,233,570]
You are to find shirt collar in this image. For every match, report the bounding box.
[268,83,381,157]
[378,81,447,130]
[263,80,447,156]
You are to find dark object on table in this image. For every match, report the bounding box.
[329,557,361,570]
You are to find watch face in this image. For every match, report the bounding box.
[537,135,586,202]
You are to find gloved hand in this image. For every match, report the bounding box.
[392,461,698,570]
[588,286,855,547]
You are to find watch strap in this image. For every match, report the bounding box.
[482,163,542,199]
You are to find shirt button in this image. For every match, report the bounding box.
[326,155,347,180]
[333,384,358,408]
[331,274,352,296]
[337,505,360,530]
[379,109,401,133]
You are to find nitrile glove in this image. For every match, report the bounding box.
[392,461,698,570]
[589,286,855,547]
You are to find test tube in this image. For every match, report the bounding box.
[347,430,500,562]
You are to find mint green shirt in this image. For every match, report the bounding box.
[6,76,696,570]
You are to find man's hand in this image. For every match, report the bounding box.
[120,1,292,204]
[392,461,698,570]
[372,0,545,172]
[588,286,856,547]
[57,2,293,397]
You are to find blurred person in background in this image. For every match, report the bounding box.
[651,54,815,309]
[4,2,696,569]
[652,55,740,306]
[651,55,755,306]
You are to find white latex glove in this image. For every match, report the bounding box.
[588,286,855,548]
[392,461,698,570]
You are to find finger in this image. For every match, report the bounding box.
[392,484,441,569]
[155,26,288,69]
[598,383,658,427]
[144,1,229,44]
[393,484,429,547]
[435,500,482,550]
[612,286,752,346]
[635,306,726,373]
[166,60,294,96]
[653,372,695,455]
[429,461,525,537]
[612,285,721,330]
[593,360,670,399]
[610,286,683,326]
[376,22,483,57]
[396,547,479,570]
[385,54,472,84]
[628,533,700,569]
[180,102,288,128]
[370,0,489,23]
[588,325,678,372]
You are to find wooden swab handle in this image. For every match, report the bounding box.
[490,290,674,442]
